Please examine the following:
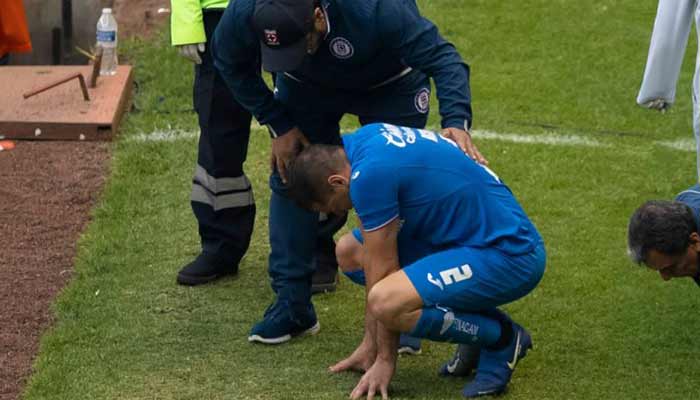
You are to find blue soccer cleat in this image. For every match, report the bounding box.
[397,334,422,355]
[438,343,481,377]
[248,299,320,345]
[462,322,532,398]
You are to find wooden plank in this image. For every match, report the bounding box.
[0,122,108,141]
[0,65,133,141]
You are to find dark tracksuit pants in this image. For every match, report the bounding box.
[269,69,432,306]
[191,10,255,267]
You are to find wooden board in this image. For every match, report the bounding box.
[0,65,133,141]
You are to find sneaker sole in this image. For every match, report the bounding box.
[176,271,237,286]
[397,346,422,355]
[311,283,337,295]
[248,321,321,345]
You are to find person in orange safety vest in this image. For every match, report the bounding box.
[0,0,32,65]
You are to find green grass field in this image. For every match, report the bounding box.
[21,1,700,399]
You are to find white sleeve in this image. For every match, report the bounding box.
[637,0,696,106]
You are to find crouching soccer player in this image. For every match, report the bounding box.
[286,123,546,398]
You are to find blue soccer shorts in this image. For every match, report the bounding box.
[350,228,546,311]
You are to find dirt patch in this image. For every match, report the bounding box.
[113,0,170,39]
[0,141,110,400]
[0,1,163,399]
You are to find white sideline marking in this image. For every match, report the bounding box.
[656,138,695,152]
[127,126,698,154]
[127,127,608,148]
[470,129,606,147]
[126,129,199,142]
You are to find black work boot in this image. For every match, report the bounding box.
[311,213,347,295]
[438,343,481,377]
[311,237,339,295]
[176,252,237,286]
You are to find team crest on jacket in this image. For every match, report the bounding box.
[329,37,354,59]
[414,88,430,113]
[264,29,280,46]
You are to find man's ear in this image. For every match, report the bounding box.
[690,232,700,251]
[328,174,348,188]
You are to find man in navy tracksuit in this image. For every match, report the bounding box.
[212,0,484,344]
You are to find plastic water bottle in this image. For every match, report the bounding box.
[96,8,118,76]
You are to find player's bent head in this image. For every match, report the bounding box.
[627,200,696,266]
[287,144,346,211]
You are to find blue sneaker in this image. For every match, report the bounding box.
[438,344,481,377]
[462,322,532,398]
[397,334,422,355]
[248,300,320,345]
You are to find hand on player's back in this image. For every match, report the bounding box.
[441,127,488,165]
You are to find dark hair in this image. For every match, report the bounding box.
[627,200,697,264]
[287,144,345,210]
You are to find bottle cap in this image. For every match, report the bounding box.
[102,8,112,14]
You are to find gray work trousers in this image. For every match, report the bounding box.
[638,0,700,179]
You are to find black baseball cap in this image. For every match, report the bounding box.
[252,0,315,72]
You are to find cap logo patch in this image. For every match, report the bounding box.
[329,37,354,59]
[414,88,430,114]
[264,29,280,46]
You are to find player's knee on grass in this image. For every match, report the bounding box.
[336,232,363,273]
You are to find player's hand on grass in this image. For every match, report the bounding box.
[349,358,395,400]
[329,340,376,373]
[441,127,488,165]
[271,127,310,183]
[176,43,205,64]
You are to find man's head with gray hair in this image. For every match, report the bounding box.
[627,200,700,281]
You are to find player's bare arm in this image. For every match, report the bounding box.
[352,219,401,400]
[329,219,401,377]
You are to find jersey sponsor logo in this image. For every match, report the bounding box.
[380,123,460,150]
[351,170,361,180]
[329,37,354,59]
[414,88,430,114]
[264,29,280,46]
[380,124,407,147]
[418,128,438,143]
[427,264,473,290]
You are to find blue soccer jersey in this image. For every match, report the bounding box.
[342,123,542,256]
[676,184,700,219]
[675,184,700,287]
